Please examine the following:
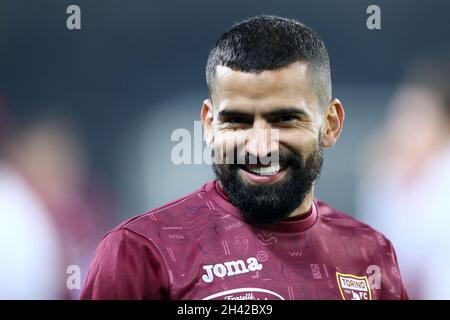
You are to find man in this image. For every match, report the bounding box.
[81,15,408,300]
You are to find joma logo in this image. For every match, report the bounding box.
[201,257,263,283]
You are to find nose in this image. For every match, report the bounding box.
[245,121,279,164]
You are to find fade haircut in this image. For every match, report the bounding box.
[206,15,332,110]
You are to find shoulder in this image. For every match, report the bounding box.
[317,199,380,230]
[106,181,214,243]
[316,199,392,246]
[315,200,403,281]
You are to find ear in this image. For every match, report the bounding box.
[321,98,345,148]
[201,99,214,147]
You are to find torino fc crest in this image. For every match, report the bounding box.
[336,272,372,300]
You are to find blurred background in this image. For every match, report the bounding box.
[1,0,449,299]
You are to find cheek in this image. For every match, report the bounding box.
[212,130,248,157]
[278,130,318,155]
[212,130,245,164]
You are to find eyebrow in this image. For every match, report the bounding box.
[217,109,253,120]
[262,107,309,119]
[217,107,309,120]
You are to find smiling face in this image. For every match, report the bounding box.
[202,61,344,225]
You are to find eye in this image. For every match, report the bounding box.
[226,117,252,125]
[273,115,298,123]
[228,117,244,124]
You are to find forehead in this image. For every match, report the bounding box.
[212,61,317,112]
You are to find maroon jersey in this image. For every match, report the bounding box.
[80,181,408,300]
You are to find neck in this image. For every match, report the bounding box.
[288,186,314,218]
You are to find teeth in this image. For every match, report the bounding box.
[248,164,281,176]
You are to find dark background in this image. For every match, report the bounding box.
[1,0,449,219]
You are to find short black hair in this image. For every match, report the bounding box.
[206,15,332,109]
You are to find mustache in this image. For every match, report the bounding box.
[212,144,323,225]
[214,148,302,169]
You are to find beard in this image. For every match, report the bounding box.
[212,142,323,226]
